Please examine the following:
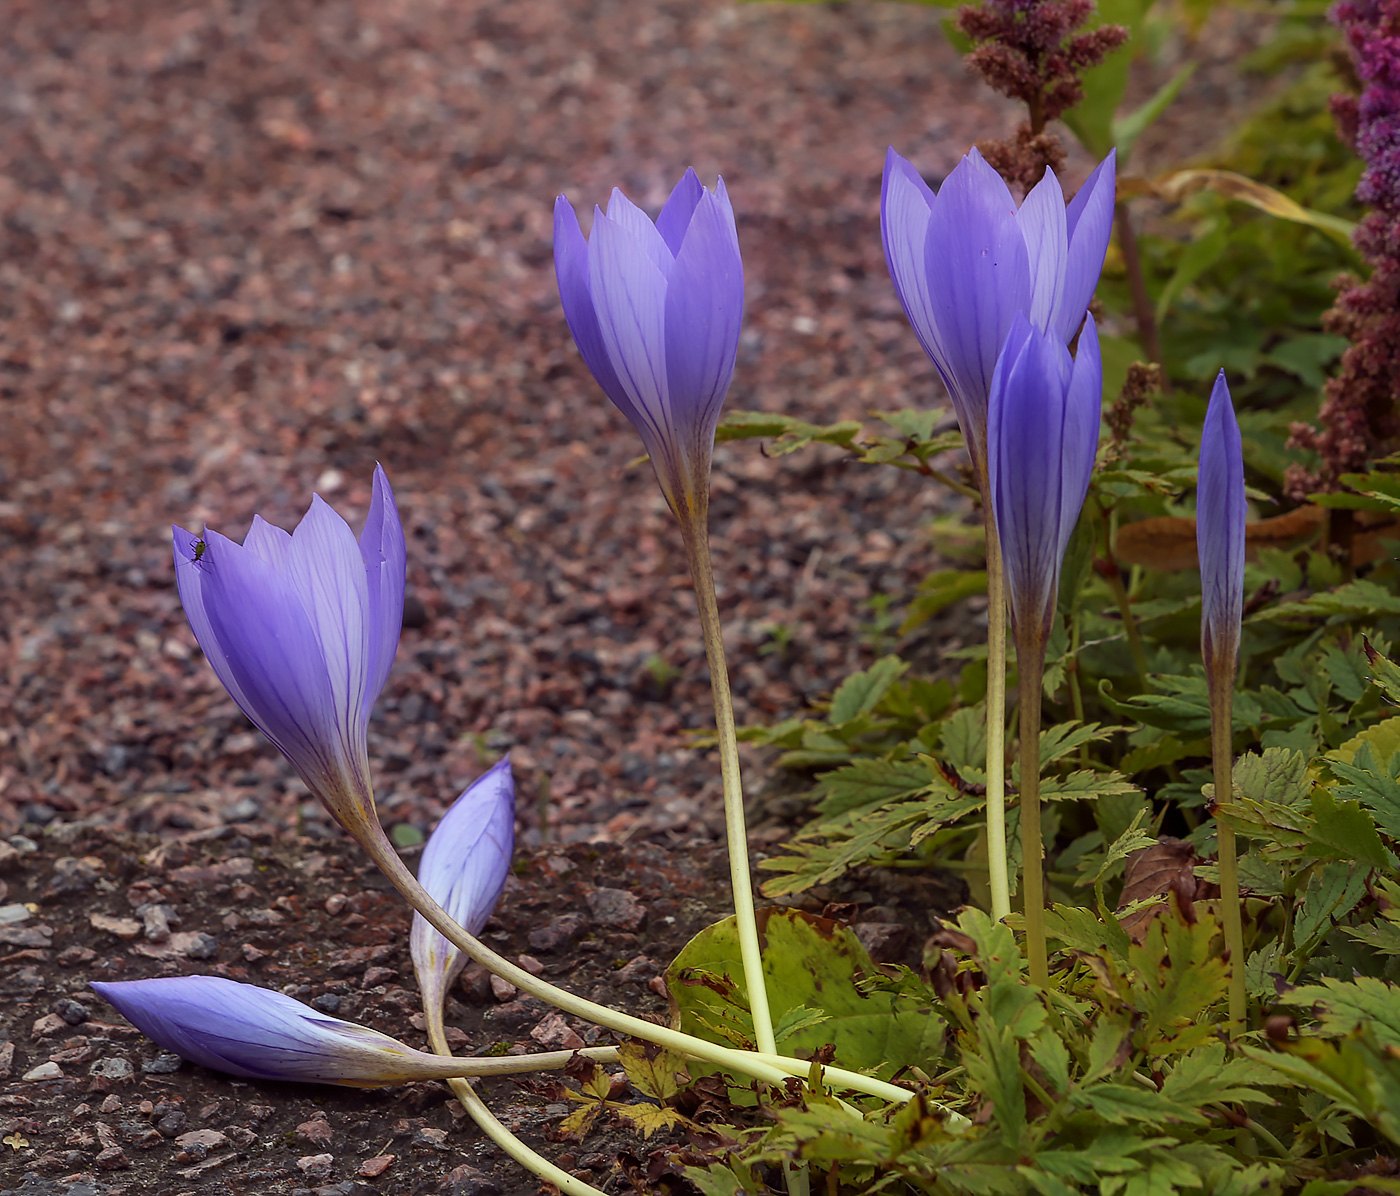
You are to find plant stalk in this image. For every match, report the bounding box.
[1017,627,1048,987]
[1209,673,1248,1029]
[1114,199,1167,383]
[678,512,777,1058]
[985,517,1012,923]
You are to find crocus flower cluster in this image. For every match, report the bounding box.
[987,312,1103,646]
[1197,372,1247,681]
[173,466,404,842]
[881,146,1115,477]
[554,169,743,521]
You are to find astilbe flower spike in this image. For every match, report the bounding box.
[881,145,1114,476]
[553,169,743,521]
[411,756,516,1018]
[91,976,479,1087]
[1197,371,1247,682]
[172,466,405,844]
[987,311,1102,645]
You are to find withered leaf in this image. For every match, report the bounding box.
[1116,506,1326,572]
[1115,837,1204,943]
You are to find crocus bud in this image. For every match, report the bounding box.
[172,465,405,841]
[92,977,478,1087]
[410,757,516,1015]
[1197,371,1246,681]
[881,146,1115,474]
[554,169,744,520]
[987,312,1102,644]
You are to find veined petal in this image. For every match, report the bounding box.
[554,196,634,420]
[286,496,373,745]
[662,187,744,483]
[881,150,951,381]
[243,516,293,571]
[1057,149,1116,343]
[655,167,705,256]
[174,526,258,720]
[604,187,675,278]
[1017,168,1069,335]
[923,148,1032,454]
[411,757,517,1011]
[589,207,674,457]
[1197,371,1246,674]
[194,527,354,802]
[92,977,471,1088]
[1058,314,1103,557]
[989,315,1067,639]
[359,464,406,705]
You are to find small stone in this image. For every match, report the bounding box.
[648,975,669,998]
[488,975,516,1002]
[96,1145,131,1169]
[526,912,586,953]
[143,1052,183,1075]
[31,1012,68,1039]
[616,955,659,984]
[242,943,269,963]
[361,966,396,987]
[54,998,90,1025]
[413,1126,448,1149]
[99,1092,122,1113]
[311,993,341,1013]
[530,1013,585,1052]
[325,893,349,915]
[22,1061,63,1081]
[359,1155,394,1177]
[482,996,549,1031]
[89,1056,135,1081]
[140,904,174,942]
[184,932,220,960]
[156,1109,188,1137]
[89,913,142,939]
[585,887,646,931]
[457,964,493,1004]
[0,1041,14,1077]
[515,954,544,976]
[0,902,32,924]
[57,945,96,967]
[439,1163,502,1195]
[175,1128,229,1161]
[852,922,911,963]
[298,1153,335,1179]
[297,1114,334,1146]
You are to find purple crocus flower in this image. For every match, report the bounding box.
[410,757,516,1015]
[881,146,1115,474]
[92,976,474,1087]
[554,169,744,520]
[172,466,405,837]
[987,312,1103,643]
[1197,372,1247,679]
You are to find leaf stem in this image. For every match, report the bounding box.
[1114,199,1167,384]
[1210,672,1248,1030]
[985,516,1012,923]
[678,513,777,1058]
[1017,626,1049,987]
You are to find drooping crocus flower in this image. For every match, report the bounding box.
[1197,371,1247,681]
[987,312,1103,645]
[554,169,744,520]
[92,976,477,1087]
[411,757,516,1017]
[881,145,1115,473]
[172,466,405,841]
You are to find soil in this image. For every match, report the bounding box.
[0,0,1284,1192]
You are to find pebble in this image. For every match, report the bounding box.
[54,997,90,1025]
[526,912,586,953]
[359,1154,395,1177]
[22,1061,63,1081]
[488,975,517,1002]
[311,993,341,1013]
[530,1013,586,1051]
[184,932,220,960]
[586,887,647,931]
[143,1052,184,1075]
[297,1114,334,1146]
[89,913,142,939]
[324,893,349,915]
[298,1153,335,1178]
[89,1056,135,1081]
[0,902,32,925]
[156,1109,188,1137]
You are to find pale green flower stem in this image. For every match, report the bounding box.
[984,513,1012,924]
[1209,668,1247,1028]
[1016,625,1049,987]
[676,511,777,1058]
[356,820,913,1106]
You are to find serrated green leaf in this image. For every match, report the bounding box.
[1294,861,1368,947]
[1234,748,1311,806]
[1286,976,1400,1048]
[901,569,988,633]
[815,757,939,817]
[1308,789,1390,869]
[941,706,989,776]
[1041,769,1140,803]
[830,655,909,723]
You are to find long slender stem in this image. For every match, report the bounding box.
[422,999,610,1196]
[1209,674,1247,1029]
[679,515,777,1058]
[358,823,914,1105]
[984,518,1011,923]
[1017,628,1048,987]
[1114,199,1167,384]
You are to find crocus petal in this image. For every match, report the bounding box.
[588,207,674,457]
[989,316,1065,638]
[1197,371,1247,675]
[410,757,517,1012]
[655,167,705,256]
[92,977,472,1088]
[1016,168,1069,335]
[1058,314,1103,556]
[243,516,293,571]
[604,187,675,278]
[359,464,406,706]
[174,526,257,721]
[662,187,744,487]
[554,196,632,420]
[922,148,1032,456]
[1057,150,1116,343]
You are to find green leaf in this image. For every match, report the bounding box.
[1293,862,1368,947]
[1233,748,1311,806]
[815,757,941,817]
[1365,637,1400,706]
[901,570,988,633]
[1326,748,1400,840]
[829,655,909,723]
[1285,976,1400,1049]
[1112,63,1197,159]
[1308,789,1390,869]
[665,908,945,1079]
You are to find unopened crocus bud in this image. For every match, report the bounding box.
[881,146,1115,474]
[172,466,405,841]
[987,312,1102,645]
[410,757,516,1015]
[91,977,477,1087]
[554,169,743,521]
[1197,371,1246,681]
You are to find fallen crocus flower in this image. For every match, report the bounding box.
[411,756,517,1016]
[92,976,485,1087]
